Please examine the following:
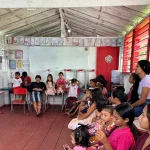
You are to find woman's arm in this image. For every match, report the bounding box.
[132,87,149,107]
[78,103,96,120]
[96,131,113,150]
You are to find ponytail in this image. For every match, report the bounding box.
[128,123,140,140]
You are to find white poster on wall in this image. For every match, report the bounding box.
[24,37,30,46]
[35,37,40,46]
[19,37,24,45]
[31,37,35,46]
[52,38,63,46]
[40,37,45,46]
[45,38,52,46]
[13,37,19,44]
[78,38,84,46]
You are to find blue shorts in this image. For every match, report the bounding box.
[134,99,150,117]
[32,91,42,103]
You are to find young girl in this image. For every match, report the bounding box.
[89,79,97,89]
[63,124,90,150]
[95,76,107,96]
[127,73,140,104]
[45,74,56,105]
[109,89,127,106]
[133,104,150,150]
[66,89,91,117]
[65,78,80,110]
[95,103,139,150]
[56,72,66,94]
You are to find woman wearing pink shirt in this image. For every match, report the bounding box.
[95,103,139,150]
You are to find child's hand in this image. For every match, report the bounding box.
[63,144,71,150]
[108,96,113,103]
[97,120,105,129]
[33,88,38,91]
[37,88,42,91]
[95,130,108,144]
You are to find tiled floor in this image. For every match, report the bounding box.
[0,105,72,150]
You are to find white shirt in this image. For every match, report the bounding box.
[68,84,78,98]
[12,78,22,88]
[138,75,150,99]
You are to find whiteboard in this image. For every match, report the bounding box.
[29,47,89,82]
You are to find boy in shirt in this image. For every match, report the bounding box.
[29,75,46,117]
[12,72,22,88]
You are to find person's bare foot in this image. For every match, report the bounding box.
[65,112,70,116]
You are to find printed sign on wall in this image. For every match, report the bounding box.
[9,60,16,69]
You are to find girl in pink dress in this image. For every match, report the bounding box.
[95,103,140,150]
[63,124,90,150]
[45,74,56,105]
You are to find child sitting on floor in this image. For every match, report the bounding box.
[108,89,127,106]
[88,105,115,149]
[63,124,90,150]
[89,79,97,89]
[66,89,91,117]
[45,74,56,106]
[56,72,66,94]
[66,78,80,110]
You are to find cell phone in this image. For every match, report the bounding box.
[63,145,68,150]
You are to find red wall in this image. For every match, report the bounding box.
[96,47,119,90]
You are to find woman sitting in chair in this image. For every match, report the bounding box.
[29,75,46,117]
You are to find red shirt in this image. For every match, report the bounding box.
[21,76,31,86]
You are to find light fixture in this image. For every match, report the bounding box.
[68,28,71,33]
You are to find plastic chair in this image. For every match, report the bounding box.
[11,88,28,114]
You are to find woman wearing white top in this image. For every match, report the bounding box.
[132,60,150,117]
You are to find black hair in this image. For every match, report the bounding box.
[129,73,141,104]
[73,124,90,147]
[46,74,53,84]
[71,78,77,84]
[147,103,150,129]
[138,60,150,74]
[58,72,64,75]
[91,88,102,102]
[115,103,140,140]
[96,97,109,112]
[102,105,114,115]
[115,86,125,92]
[90,79,96,83]
[22,71,27,77]
[15,72,20,76]
[113,90,127,103]
[95,75,107,87]
[35,75,41,80]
